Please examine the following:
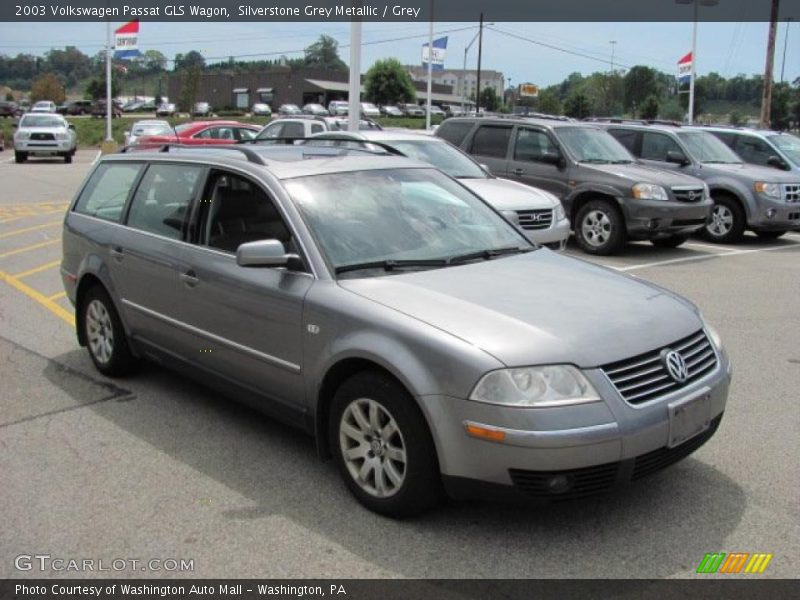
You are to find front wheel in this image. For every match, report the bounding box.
[329,371,442,517]
[651,234,688,248]
[574,199,626,255]
[82,286,138,377]
[14,151,27,163]
[755,230,787,240]
[703,195,746,243]
[63,152,72,164]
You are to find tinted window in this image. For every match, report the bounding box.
[513,128,559,161]
[74,163,143,222]
[734,136,773,166]
[641,132,683,161]
[471,126,512,158]
[712,131,736,147]
[608,128,638,153]
[281,122,306,137]
[436,121,474,146]
[126,164,203,240]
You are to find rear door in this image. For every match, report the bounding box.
[466,124,513,176]
[506,125,570,199]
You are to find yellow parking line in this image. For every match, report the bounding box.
[0,208,67,225]
[0,268,74,326]
[47,291,66,301]
[0,238,61,258]
[12,259,61,278]
[0,220,62,239]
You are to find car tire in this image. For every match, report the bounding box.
[754,230,786,240]
[14,151,27,163]
[650,234,688,248]
[63,152,72,164]
[574,199,626,255]
[329,371,442,518]
[703,194,746,243]
[81,286,138,377]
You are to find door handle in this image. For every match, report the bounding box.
[109,246,124,261]
[180,270,199,287]
[512,168,525,176]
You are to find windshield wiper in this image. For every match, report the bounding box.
[610,159,633,164]
[335,258,447,275]
[579,158,610,164]
[446,246,533,265]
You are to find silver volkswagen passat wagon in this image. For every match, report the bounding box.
[61,145,731,517]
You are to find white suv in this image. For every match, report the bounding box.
[255,116,382,140]
[13,112,77,163]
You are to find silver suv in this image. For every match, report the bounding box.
[604,123,800,242]
[701,127,800,176]
[256,115,382,139]
[13,112,77,163]
[62,145,731,516]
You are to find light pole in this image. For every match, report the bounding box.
[610,40,617,73]
[676,0,718,124]
[780,18,792,83]
[461,21,494,113]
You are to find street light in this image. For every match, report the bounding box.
[676,0,719,124]
[461,22,494,113]
[610,40,617,73]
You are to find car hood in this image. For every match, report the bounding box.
[697,162,797,182]
[17,126,69,134]
[461,177,560,211]
[584,162,703,186]
[339,250,702,368]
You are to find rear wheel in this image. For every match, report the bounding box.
[14,151,27,163]
[574,199,626,255]
[82,286,138,377]
[651,234,688,248]
[755,230,787,240]
[329,371,442,517]
[703,195,746,243]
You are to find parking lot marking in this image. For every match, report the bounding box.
[12,259,61,279]
[683,242,740,254]
[0,208,66,225]
[92,151,102,165]
[0,220,61,239]
[0,238,60,259]
[0,268,74,326]
[47,291,66,301]
[617,243,800,272]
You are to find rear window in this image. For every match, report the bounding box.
[436,120,474,147]
[73,163,143,222]
[470,126,512,158]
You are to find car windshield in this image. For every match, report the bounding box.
[20,115,65,128]
[555,127,633,163]
[388,140,486,179]
[767,134,800,166]
[285,168,529,276]
[676,131,742,163]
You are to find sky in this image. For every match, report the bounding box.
[0,21,797,87]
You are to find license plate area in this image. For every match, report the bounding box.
[668,391,711,448]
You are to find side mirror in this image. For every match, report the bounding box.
[539,151,566,168]
[236,239,298,268]
[479,163,491,174]
[767,155,789,170]
[666,150,689,165]
[68,124,75,130]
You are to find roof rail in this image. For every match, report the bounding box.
[583,117,648,125]
[239,136,404,156]
[645,120,683,127]
[155,143,267,164]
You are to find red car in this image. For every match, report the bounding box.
[132,121,260,150]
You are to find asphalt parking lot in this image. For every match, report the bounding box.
[0,150,798,579]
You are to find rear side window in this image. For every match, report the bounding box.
[311,123,324,134]
[73,163,142,222]
[471,126,512,158]
[608,128,638,154]
[126,164,203,240]
[281,122,306,137]
[641,132,683,161]
[436,121,474,147]
[734,136,773,166]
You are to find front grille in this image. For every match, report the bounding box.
[600,330,717,405]
[783,184,800,203]
[516,209,553,230]
[30,132,55,141]
[789,212,800,220]
[509,461,619,500]
[632,414,723,481]
[671,186,706,202]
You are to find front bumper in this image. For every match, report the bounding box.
[523,216,570,250]
[748,194,800,230]
[14,139,74,155]
[419,348,731,502]
[619,197,713,238]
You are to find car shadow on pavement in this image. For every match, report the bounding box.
[44,350,746,579]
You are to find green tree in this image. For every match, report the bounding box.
[623,66,658,112]
[564,92,591,119]
[537,89,562,115]
[640,95,660,120]
[174,50,205,71]
[30,72,65,103]
[86,74,121,100]
[729,110,743,126]
[142,50,167,72]
[660,99,684,121]
[480,87,499,112]
[179,66,200,112]
[770,82,792,130]
[364,58,415,105]
[304,35,347,71]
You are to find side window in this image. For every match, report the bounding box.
[470,126,512,158]
[237,128,256,141]
[734,136,773,166]
[281,122,306,137]
[196,127,235,140]
[258,122,283,139]
[514,128,559,161]
[201,171,293,255]
[641,132,683,161]
[126,164,203,240]
[437,121,474,147]
[713,132,736,148]
[608,129,638,154]
[73,163,142,222]
[311,123,324,134]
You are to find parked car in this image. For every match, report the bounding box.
[359,102,381,118]
[30,100,57,113]
[192,102,212,117]
[122,101,146,113]
[254,115,382,140]
[310,130,570,249]
[61,144,731,516]
[702,127,800,175]
[302,103,329,116]
[13,112,77,163]
[91,100,123,119]
[0,101,21,118]
[278,103,303,116]
[438,117,713,254]
[328,100,349,116]
[602,123,800,242]
[380,105,404,117]
[132,120,260,150]
[57,100,93,116]
[251,103,273,117]
[400,103,425,117]
[124,119,172,147]
[425,105,446,118]
[155,103,177,117]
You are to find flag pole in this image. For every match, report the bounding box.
[105,20,113,142]
[425,1,433,130]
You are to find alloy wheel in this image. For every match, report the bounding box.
[707,204,733,237]
[86,299,114,365]
[581,210,612,247]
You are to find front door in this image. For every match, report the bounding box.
[507,126,571,199]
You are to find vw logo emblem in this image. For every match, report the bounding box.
[662,349,688,383]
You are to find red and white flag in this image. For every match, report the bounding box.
[677,51,693,84]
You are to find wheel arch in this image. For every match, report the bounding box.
[708,185,751,220]
[568,189,623,223]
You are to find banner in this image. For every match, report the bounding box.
[519,83,539,97]
[421,36,448,71]
[677,51,692,84]
[114,19,141,60]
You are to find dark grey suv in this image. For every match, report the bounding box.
[436,117,712,255]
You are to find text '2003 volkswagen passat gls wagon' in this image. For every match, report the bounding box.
[61,145,731,517]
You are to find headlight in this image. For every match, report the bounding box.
[705,322,723,350]
[632,183,669,201]
[703,183,711,199]
[501,210,520,226]
[554,203,566,221]
[470,365,601,408]
[15,130,31,140]
[55,131,68,140]
[754,182,781,199]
